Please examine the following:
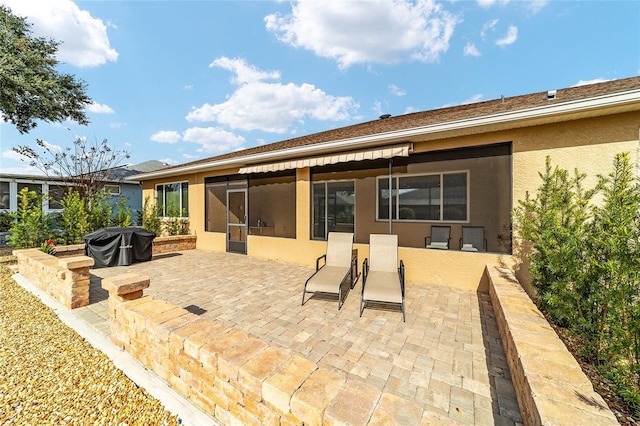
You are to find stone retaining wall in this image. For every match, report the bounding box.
[485,265,618,425]
[54,244,85,258]
[13,248,94,309]
[102,273,451,426]
[152,235,196,255]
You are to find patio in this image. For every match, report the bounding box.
[75,249,522,425]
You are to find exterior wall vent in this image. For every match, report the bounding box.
[547,90,557,100]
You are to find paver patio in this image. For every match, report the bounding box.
[75,249,522,425]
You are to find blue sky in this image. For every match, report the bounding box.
[1,0,639,174]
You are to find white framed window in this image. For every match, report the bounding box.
[156,182,189,217]
[0,181,9,210]
[104,184,121,196]
[377,171,468,222]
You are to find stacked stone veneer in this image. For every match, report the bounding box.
[53,244,85,258]
[102,273,455,426]
[486,265,618,425]
[13,248,94,309]
[152,235,196,255]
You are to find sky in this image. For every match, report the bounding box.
[1,0,639,175]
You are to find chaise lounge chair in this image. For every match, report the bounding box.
[302,232,355,310]
[460,226,487,252]
[425,225,451,250]
[360,234,405,321]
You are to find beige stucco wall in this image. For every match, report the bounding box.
[141,111,640,292]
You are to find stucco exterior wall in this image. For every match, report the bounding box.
[140,111,640,292]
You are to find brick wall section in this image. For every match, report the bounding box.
[54,244,85,258]
[485,265,618,425]
[152,235,196,255]
[13,248,94,309]
[102,273,454,426]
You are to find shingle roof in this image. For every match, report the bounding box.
[143,76,640,176]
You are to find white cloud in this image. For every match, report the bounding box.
[181,153,199,160]
[476,0,510,7]
[525,0,548,14]
[464,42,481,57]
[389,84,406,96]
[150,130,181,144]
[481,19,499,40]
[159,158,179,165]
[86,102,114,114]
[187,58,358,133]
[110,122,125,129]
[265,0,459,69]
[441,94,484,108]
[3,0,118,67]
[496,25,518,46]
[182,127,246,153]
[372,101,383,116]
[573,78,611,87]
[210,57,280,84]
[2,149,25,163]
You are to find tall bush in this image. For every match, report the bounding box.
[88,190,112,231]
[584,152,640,403]
[7,187,54,248]
[111,197,132,228]
[59,189,88,244]
[513,157,595,324]
[514,152,640,416]
[139,196,162,236]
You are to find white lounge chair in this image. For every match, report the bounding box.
[360,234,405,321]
[302,232,355,310]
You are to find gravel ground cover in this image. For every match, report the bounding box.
[0,264,180,425]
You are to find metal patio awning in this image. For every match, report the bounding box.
[237,144,412,174]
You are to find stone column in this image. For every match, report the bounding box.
[101,273,150,348]
[58,256,94,308]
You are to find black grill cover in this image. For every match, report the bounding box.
[83,227,155,268]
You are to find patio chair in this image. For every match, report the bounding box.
[360,234,405,321]
[460,226,487,252]
[425,225,451,250]
[302,232,355,310]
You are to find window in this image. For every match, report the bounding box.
[205,182,227,232]
[48,185,68,210]
[156,182,189,217]
[377,172,467,222]
[0,182,9,209]
[312,181,355,240]
[104,184,121,195]
[17,182,42,196]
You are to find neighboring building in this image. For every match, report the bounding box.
[129,77,640,291]
[0,160,169,219]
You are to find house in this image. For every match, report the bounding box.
[128,76,640,291]
[0,160,169,219]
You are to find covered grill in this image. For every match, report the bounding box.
[83,227,155,267]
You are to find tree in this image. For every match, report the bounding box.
[0,5,91,133]
[13,136,130,200]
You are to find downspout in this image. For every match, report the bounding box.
[388,159,393,235]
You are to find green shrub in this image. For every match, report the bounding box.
[140,196,162,236]
[88,190,112,231]
[7,187,55,249]
[111,197,132,228]
[59,189,88,244]
[514,152,640,418]
[0,211,14,232]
